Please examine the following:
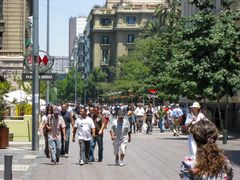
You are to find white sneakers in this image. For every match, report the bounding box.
[115,159,124,166]
[119,161,124,167]
[79,160,84,165]
[64,154,69,158]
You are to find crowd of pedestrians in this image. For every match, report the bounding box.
[39,101,234,179]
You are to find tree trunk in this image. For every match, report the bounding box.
[225,93,229,130]
[217,97,224,130]
[203,97,206,115]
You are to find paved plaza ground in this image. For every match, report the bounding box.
[0,127,240,180]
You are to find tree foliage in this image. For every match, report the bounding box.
[0,75,10,125]
[56,68,84,103]
[85,68,108,102]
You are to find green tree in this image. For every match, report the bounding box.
[142,0,181,37]
[85,68,108,103]
[171,0,240,129]
[114,54,150,97]
[56,68,84,103]
[0,75,10,126]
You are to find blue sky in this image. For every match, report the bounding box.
[39,0,106,56]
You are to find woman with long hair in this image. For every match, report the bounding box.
[180,120,233,179]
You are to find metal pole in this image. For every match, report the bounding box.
[84,88,86,105]
[32,0,39,151]
[152,93,156,108]
[46,0,50,104]
[223,130,227,144]
[4,155,12,180]
[74,66,77,105]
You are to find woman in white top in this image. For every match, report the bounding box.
[185,102,207,155]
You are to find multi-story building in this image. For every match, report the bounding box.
[51,56,70,75]
[69,17,87,59]
[87,0,164,76]
[231,0,240,10]
[76,34,86,79]
[69,16,87,80]
[82,21,91,79]
[0,0,32,76]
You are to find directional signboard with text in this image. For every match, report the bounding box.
[22,73,56,81]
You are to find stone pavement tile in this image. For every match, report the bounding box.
[0,139,44,180]
[3,128,239,180]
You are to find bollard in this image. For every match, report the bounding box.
[223,130,228,144]
[4,155,12,180]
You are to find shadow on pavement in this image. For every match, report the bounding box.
[224,150,240,166]
[160,137,188,140]
[107,163,118,167]
[218,131,240,140]
[40,162,56,166]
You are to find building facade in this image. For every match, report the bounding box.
[69,17,87,58]
[51,56,70,74]
[181,0,221,17]
[87,0,164,76]
[0,0,32,76]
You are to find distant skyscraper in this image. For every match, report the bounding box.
[69,17,87,58]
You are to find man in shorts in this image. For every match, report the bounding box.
[110,111,131,167]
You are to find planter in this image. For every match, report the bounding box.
[0,126,9,148]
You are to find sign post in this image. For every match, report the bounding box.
[32,0,39,151]
[148,89,158,108]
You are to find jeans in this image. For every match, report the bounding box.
[43,130,49,157]
[48,137,61,162]
[89,135,103,161]
[129,120,136,133]
[61,128,70,155]
[146,120,152,134]
[79,139,90,161]
[159,118,164,132]
[136,116,144,132]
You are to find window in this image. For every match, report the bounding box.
[102,49,109,64]
[0,32,2,50]
[126,16,136,24]
[100,18,111,26]
[102,36,110,44]
[127,34,134,43]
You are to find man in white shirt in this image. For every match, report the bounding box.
[110,111,131,167]
[72,108,96,165]
[134,103,145,132]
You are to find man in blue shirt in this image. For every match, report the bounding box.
[171,104,183,136]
